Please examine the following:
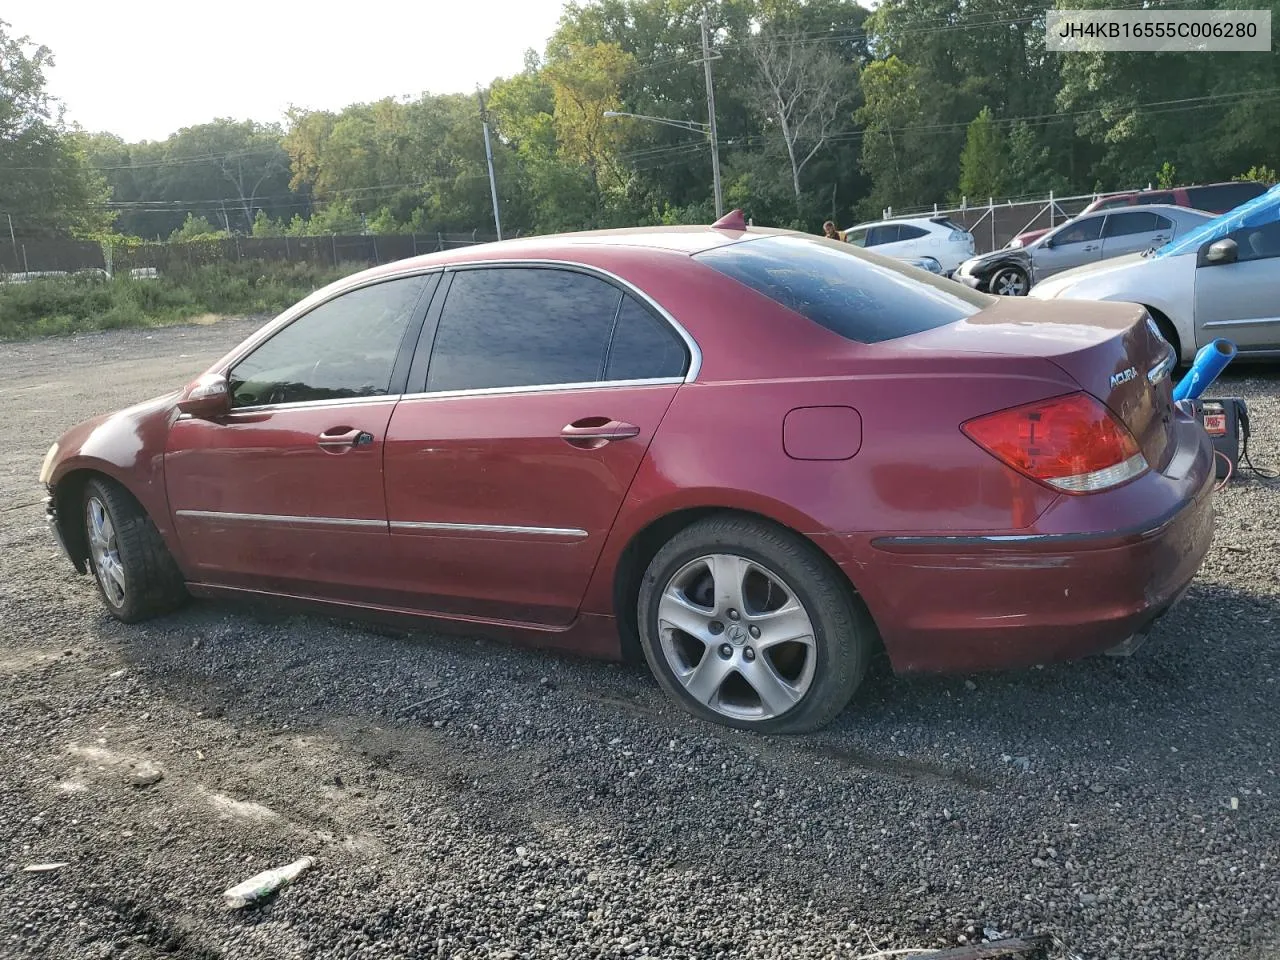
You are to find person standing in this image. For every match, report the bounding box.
[822,221,845,241]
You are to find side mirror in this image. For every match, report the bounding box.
[177,373,230,419]
[1204,238,1238,266]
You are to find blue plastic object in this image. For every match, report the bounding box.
[1172,338,1238,402]
[1153,183,1280,260]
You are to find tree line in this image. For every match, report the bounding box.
[2,0,1277,244]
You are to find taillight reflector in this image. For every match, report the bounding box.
[961,392,1148,494]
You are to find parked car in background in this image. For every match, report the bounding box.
[40,214,1214,734]
[841,216,975,274]
[957,204,1214,296]
[1030,184,1280,362]
[1008,180,1270,248]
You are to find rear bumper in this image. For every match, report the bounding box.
[821,419,1217,673]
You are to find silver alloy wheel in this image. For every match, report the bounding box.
[992,268,1028,296]
[86,496,126,608]
[656,553,817,721]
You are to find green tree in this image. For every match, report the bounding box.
[251,209,283,237]
[169,214,225,241]
[0,20,110,238]
[1234,165,1277,185]
[958,107,1005,202]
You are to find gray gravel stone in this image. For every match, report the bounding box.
[0,321,1278,959]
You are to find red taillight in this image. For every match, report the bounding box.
[961,392,1148,494]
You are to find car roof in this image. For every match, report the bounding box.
[845,216,946,230]
[1080,203,1211,217]
[308,222,822,296]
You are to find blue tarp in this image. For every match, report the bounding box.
[1153,182,1280,259]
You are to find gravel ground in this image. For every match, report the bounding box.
[1,319,1278,960]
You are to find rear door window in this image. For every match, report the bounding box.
[897,224,929,240]
[1103,212,1161,237]
[694,235,988,344]
[864,225,901,247]
[603,295,689,381]
[425,267,620,392]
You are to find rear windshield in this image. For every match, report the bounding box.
[693,234,990,344]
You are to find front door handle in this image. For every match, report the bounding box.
[317,427,374,450]
[561,419,640,449]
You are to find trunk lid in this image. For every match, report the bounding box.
[903,298,1179,470]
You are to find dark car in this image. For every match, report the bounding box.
[40,214,1216,734]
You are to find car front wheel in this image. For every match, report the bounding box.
[82,477,187,623]
[637,515,873,733]
[989,265,1030,296]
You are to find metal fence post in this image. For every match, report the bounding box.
[989,198,995,251]
[1049,189,1055,228]
[331,234,337,266]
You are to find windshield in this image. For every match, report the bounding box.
[1151,182,1280,258]
[694,234,991,344]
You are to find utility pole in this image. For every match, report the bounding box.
[477,88,503,241]
[697,11,724,219]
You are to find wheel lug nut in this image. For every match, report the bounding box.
[718,644,733,659]
[727,609,740,621]
[748,625,760,639]
[743,647,756,662]
[709,621,724,635]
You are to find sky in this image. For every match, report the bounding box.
[9,0,569,142]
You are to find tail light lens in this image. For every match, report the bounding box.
[961,392,1148,494]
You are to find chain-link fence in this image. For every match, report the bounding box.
[0,231,506,278]
[878,192,1109,254]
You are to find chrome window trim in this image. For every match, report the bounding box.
[222,394,403,416]
[390,520,588,539]
[439,258,702,384]
[203,258,703,416]
[397,375,684,403]
[175,509,385,528]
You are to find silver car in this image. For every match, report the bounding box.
[956,204,1213,296]
[1029,185,1280,362]
[1031,204,1213,280]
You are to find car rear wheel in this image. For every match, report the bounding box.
[989,265,1029,296]
[637,515,873,733]
[83,477,187,623]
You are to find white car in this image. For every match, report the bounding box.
[841,216,976,275]
[1030,184,1280,363]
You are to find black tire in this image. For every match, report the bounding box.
[988,265,1029,297]
[82,477,187,623]
[636,514,874,734]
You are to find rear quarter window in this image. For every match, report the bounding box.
[694,235,990,345]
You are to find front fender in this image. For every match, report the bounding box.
[45,391,186,572]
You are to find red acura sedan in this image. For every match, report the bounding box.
[40,213,1216,733]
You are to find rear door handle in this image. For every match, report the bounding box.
[561,419,640,448]
[317,427,374,449]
